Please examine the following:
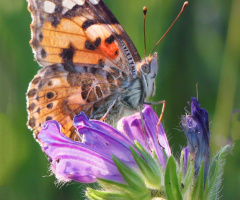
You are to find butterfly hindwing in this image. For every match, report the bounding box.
[27,63,128,139]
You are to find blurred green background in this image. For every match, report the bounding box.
[0,0,239,199]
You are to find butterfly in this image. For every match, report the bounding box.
[26,0,159,140]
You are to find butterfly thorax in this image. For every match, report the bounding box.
[121,52,158,109]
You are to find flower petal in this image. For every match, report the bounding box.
[37,121,124,183]
[74,112,134,146]
[117,105,171,168]
[73,112,137,168]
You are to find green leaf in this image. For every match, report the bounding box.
[192,162,204,200]
[165,156,183,200]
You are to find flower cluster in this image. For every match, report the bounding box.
[36,99,229,200]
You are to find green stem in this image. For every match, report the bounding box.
[212,0,240,150]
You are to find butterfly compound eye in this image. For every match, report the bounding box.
[141,64,150,74]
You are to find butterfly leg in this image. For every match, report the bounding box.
[156,100,166,142]
[100,98,118,122]
[138,105,145,132]
[144,100,166,149]
[139,106,152,150]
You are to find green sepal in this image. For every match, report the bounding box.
[165,156,183,200]
[134,141,162,179]
[191,162,204,200]
[152,149,161,167]
[97,177,151,200]
[178,150,184,186]
[209,145,230,179]
[181,153,194,197]
[207,145,231,200]
[130,146,161,189]
[97,179,150,199]
[152,149,165,176]
[86,187,130,200]
[204,162,219,199]
[97,178,130,193]
[112,156,146,191]
[133,141,160,172]
[163,149,169,165]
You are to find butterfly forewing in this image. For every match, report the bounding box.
[27,0,143,139]
[28,0,139,76]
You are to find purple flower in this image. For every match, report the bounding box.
[181,97,210,181]
[37,105,171,184]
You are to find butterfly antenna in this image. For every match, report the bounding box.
[150,1,189,55]
[196,82,199,100]
[143,6,147,57]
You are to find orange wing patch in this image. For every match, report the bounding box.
[42,18,85,35]
[99,36,119,59]
[34,17,121,66]
[73,51,104,64]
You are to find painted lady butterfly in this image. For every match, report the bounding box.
[26,0,160,140]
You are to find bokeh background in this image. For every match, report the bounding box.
[0,0,239,199]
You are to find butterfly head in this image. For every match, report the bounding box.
[138,52,158,99]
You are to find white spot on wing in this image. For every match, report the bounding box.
[85,24,111,41]
[61,7,68,14]
[72,0,85,5]
[50,78,61,86]
[89,0,99,5]
[44,1,56,14]
[62,0,76,9]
